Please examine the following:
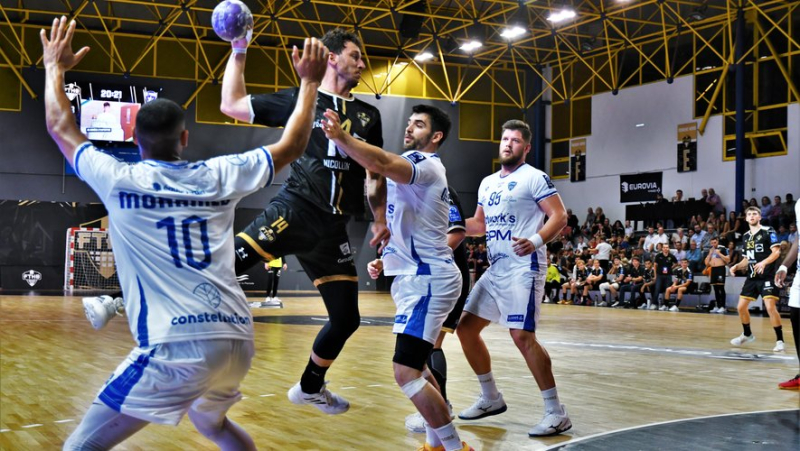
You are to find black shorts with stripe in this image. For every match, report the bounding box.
[234,192,356,286]
[740,278,778,300]
[709,266,726,284]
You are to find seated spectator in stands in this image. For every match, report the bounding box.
[701,223,718,250]
[781,193,796,225]
[689,214,705,231]
[549,235,564,256]
[721,210,741,244]
[561,258,588,304]
[706,211,720,231]
[654,193,668,204]
[474,243,489,280]
[768,195,783,228]
[748,197,758,207]
[686,240,704,273]
[672,241,687,261]
[594,207,606,226]
[706,188,724,215]
[776,224,790,243]
[726,240,742,268]
[700,188,708,202]
[544,260,562,303]
[593,218,611,239]
[624,220,634,238]
[618,257,644,308]
[640,226,657,252]
[690,224,706,248]
[466,243,476,269]
[575,235,588,253]
[598,256,625,306]
[671,189,684,202]
[583,207,596,231]
[655,226,669,250]
[662,259,694,311]
[618,236,631,253]
[636,259,656,309]
[612,220,625,238]
[561,236,573,251]
[760,195,773,221]
[583,259,605,305]
[739,200,750,214]
[671,228,688,248]
[566,208,580,236]
[788,223,797,244]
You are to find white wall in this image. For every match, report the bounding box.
[547,74,800,226]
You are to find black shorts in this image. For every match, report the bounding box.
[236,193,356,286]
[709,266,726,284]
[441,266,470,333]
[740,278,778,301]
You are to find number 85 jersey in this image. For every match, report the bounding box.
[478,163,558,274]
[73,143,275,346]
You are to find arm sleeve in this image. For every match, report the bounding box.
[205,147,275,197]
[250,88,299,127]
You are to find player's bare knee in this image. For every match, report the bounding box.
[509,329,535,352]
[187,409,224,439]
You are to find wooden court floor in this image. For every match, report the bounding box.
[1,293,798,450]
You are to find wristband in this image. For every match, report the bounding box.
[777,265,788,274]
[232,47,247,54]
[530,233,544,250]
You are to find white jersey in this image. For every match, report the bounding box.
[478,163,557,274]
[74,142,275,346]
[382,151,457,276]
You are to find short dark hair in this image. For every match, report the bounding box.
[501,119,532,143]
[321,28,363,54]
[134,98,185,155]
[103,102,110,107]
[412,105,451,145]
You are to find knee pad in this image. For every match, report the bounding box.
[313,281,361,359]
[393,334,433,371]
[400,377,429,399]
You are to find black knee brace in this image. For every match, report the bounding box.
[427,348,448,399]
[394,334,433,371]
[312,281,361,360]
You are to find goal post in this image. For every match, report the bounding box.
[64,227,120,292]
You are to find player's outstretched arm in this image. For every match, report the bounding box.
[268,38,328,173]
[321,110,413,184]
[220,26,254,122]
[41,17,90,167]
[775,236,798,287]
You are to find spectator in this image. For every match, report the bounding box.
[768,195,783,228]
[760,195,773,220]
[788,223,797,244]
[776,225,790,243]
[624,220,634,238]
[748,197,758,208]
[566,208,580,236]
[700,188,709,202]
[671,189,684,202]
[706,211,720,230]
[686,240,704,273]
[612,220,625,238]
[740,200,750,214]
[584,207,596,230]
[641,226,658,252]
[721,210,741,244]
[690,214,706,230]
[672,241,687,261]
[727,240,743,268]
[590,235,613,274]
[594,207,606,226]
[544,260,562,303]
[781,193,796,225]
[701,223,718,250]
[654,226,670,249]
[474,243,488,280]
[575,235,588,253]
[706,188,724,215]
[618,257,645,308]
[671,227,688,248]
[690,224,706,248]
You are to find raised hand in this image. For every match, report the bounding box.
[40,17,90,71]
[292,37,329,84]
[321,109,345,142]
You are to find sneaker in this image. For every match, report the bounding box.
[597,301,607,307]
[405,402,454,433]
[773,341,785,352]
[669,305,679,312]
[260,297,284,308]
[287,381,349,414]
[659,305,667,311]
[778,374,800,390]
[716,307,726,314]
[528,404,572,437]
[648,304,657,310]
[458,393,507,420]
[730,333,755,347]
[82,295,123,330]
[638,303,647,310]
[611,301,620,308]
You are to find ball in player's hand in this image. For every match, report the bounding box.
[211,0,254,42]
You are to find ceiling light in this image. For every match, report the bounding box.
[547,9,576,23]
[635,123,645,128]
[414,51,434,62]
[500,26,526,39]
[459,40,482,52]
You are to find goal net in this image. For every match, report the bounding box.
[64,227,120,292]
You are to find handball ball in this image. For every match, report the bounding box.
[211,0,254,42]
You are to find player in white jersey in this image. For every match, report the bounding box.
[42,17,327,449]
[775,200,800,389]
[322,105,473,451]
[456,120,572,437]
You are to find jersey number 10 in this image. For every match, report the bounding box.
[157,216,212,270]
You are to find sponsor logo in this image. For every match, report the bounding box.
[258,226,276,243]
[193,283,221,309]
[448,205,462,222]
[395,315,408,324]
[405,152,426,164]
[508,181,517,191]
[337,255,355,264]
[22,270,42,287]
[235,247,249,261]
[507,314,524,322]
[171,311,251,326]
[143,89,158,103]
[486,229,512,242]
[542,174,555,189]
[621,181,629,193]
[382,246,397,257]
[226,154,249,166]
[357,111,371,128]
[489,253,509,265]
[622,181,659,192]
[339,242,352,256]
[485,213,516,225]
[65,83,81,101]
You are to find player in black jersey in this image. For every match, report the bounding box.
[221,28,389,413]
[728,207,784,351]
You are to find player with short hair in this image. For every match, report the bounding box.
[42,16,327,449]
[774,200,799,389]
[704,236,730,313]
[220,27,389,413]
[456,120,572,437]
[323,104,473,451]
[663,259,694,312]
[729,207,784,352]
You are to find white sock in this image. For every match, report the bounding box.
[425,423,441,447]
[541,387,562,414]
[477,372,500,399]
[434,422,462,451]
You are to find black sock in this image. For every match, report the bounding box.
[427,349,448,401]
[300,357,329,394]
[743,323,752,337]
[774,326,783,342]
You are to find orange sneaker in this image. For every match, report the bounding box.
[416,441,473,451]
[778,374,800,390]
[459,442,475,451]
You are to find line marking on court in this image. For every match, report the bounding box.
[21,424,43,429]
[259,394,275,397]
[341,386,357,390]
[53,419,74,424]
[541,407,800,450]
[0,429,10,433]
[367,384,383,387]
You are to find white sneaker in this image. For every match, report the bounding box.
[773,341,785,352]
[528,404,572,437]
[597,301,607,307]
[730,333,756,347]
[659,305,667,311]
[458,393,507,420]
[669,305,679,312]
[611,301,620,308]
[287,381,349,415]
[260,297,283,308]
[638,303,647,310]
[82,295,123,330]
[648,304,657,310]
[716,307,726,314]
[405,402,454,433]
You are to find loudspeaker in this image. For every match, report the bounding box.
[399,1,428,39]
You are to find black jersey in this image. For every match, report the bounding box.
[672,267,693,284]
[654,252,677,277]
[575,267,589,282]
[642,266,654,283]
[742,226,780,279]
[251,87,383,217]
[626,264,643,282]
[447,187,468,275]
